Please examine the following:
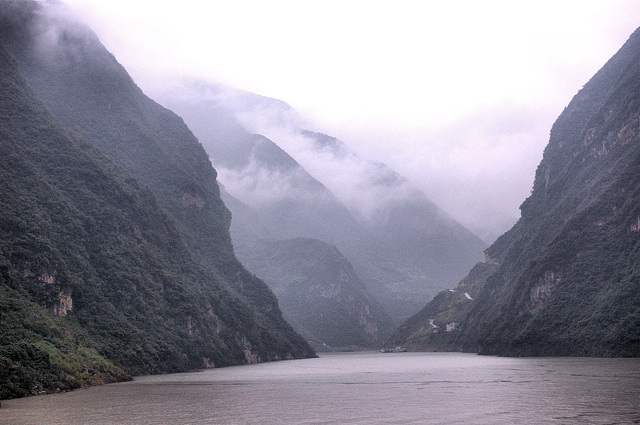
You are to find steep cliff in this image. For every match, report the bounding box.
[0,0,313,399]
[390,27,640,357]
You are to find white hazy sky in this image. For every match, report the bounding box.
[65,0,640,242]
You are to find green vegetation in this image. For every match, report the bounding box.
[0,1,313,400]
[0,288,130,399]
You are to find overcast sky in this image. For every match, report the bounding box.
[65,0,640,242]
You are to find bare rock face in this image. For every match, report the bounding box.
[54,288,73,317]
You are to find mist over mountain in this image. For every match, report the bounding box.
[156,83,398,344]
[159,82,487,324]
[0,0,313,398]
[389,27,640,357]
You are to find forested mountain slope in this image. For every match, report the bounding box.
[389,27,640,356]
[0,0,313,399]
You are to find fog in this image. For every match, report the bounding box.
[65,0,640,242]
[224,97,442,226]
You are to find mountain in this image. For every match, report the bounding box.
[158,82,487,323]
[239,238,395,349]
[156,86,396,346]
[388,27,640,357]
[157,83,365,247]
[0,0,313,398]
[220,182,394,348]
[298,130,488,318]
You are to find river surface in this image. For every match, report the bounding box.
[2,352,639,424]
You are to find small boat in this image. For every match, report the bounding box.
[380,346,407,353]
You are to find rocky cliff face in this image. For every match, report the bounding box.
[389,27,640,357]
[0,0,313,399]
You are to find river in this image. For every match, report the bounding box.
[1,352,639,424]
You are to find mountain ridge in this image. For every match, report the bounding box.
[388,27,640,356]
[158,81,487,324]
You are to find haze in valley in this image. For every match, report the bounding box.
[66,0,640,242]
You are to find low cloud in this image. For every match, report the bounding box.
[216,158,329,210]
[64,0,640,243]
[214,89,553,242]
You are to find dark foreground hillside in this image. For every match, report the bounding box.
[0,0,313,399]
[389,27,640,357]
